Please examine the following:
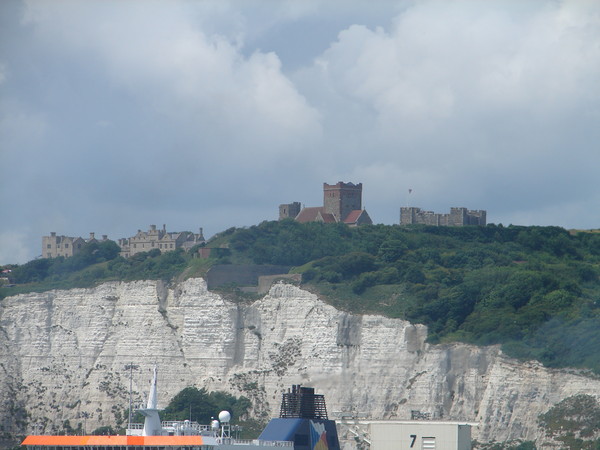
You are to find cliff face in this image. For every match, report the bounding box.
[0,278,598,445]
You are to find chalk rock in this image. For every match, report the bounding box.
[0,278,597,447]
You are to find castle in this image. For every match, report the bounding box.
[42,225,205,259]
[117,225,205,258]
[279,182,373,226]
[42,232,108,259]
[42,185,487,260]
[400,207,487,226]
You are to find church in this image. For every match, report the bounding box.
[279,182,372,226]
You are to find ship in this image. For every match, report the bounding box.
[21,368,341,450]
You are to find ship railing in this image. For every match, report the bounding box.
[126,423,144,436]
[161,420,211,431]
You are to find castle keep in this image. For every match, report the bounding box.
[400,207,486,226]
[323,181,363,223]
[280,181,372,226]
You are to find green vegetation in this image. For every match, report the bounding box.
[161,387,251,423]
[0,241,202,299]
[3,220,600,374]
[226,220,600,373]
[538,395,600,449]
[474,441,536,449]
[159,387,261,438]
[90,425,120,435]
[86,388,252,437]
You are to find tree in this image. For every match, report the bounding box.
[161,387,250,424]
[377,239,407,263]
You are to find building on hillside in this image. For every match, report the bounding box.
[279,181,373,226]
[118,224,205,258]
[323,181,363,222]
[400,207,487,226]
[279,202,301,221]
[42,232,108,259]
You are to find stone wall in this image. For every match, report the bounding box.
[400,207,487,226]
[279,202,302,220]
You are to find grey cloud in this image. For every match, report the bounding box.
[1,0,600,264]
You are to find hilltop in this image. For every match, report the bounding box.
[3,220,600,374]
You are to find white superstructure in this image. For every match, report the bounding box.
[125,366,293,450]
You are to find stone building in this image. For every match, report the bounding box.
[323,181,364,222]
[278,202,301,221]
[118,225,205,258]
[279,182,373,226]
[400,207,487,226]
[42,232,107,259]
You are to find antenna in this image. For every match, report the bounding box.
[124,363,139,429]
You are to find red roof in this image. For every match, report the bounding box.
[343,210,363,224]
[22,435,204,447]
[295,207,326,223]
[319,212,337,223]
[343,209,372,225]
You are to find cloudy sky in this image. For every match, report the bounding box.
[1,0,599,264]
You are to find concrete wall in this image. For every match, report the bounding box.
[206,264,292,290]
[257,273,302,294]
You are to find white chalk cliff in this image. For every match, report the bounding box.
[0,278,598,446]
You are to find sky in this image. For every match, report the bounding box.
[1,0,600,265]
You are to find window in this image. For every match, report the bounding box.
[65,244,69,248]
[47,244,51,249]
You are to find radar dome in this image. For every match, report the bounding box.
[218,411,231,423]
[211,420,220,430]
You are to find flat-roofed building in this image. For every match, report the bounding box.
[368,421,474,450]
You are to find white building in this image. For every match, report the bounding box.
[369,421,474,450]
[338,419,476,450]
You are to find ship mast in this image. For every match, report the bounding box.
[139,365,161,436]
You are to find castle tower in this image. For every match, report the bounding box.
[279,202,302,220]
[323,182,362,222]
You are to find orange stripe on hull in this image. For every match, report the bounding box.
[22,435,204,446]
